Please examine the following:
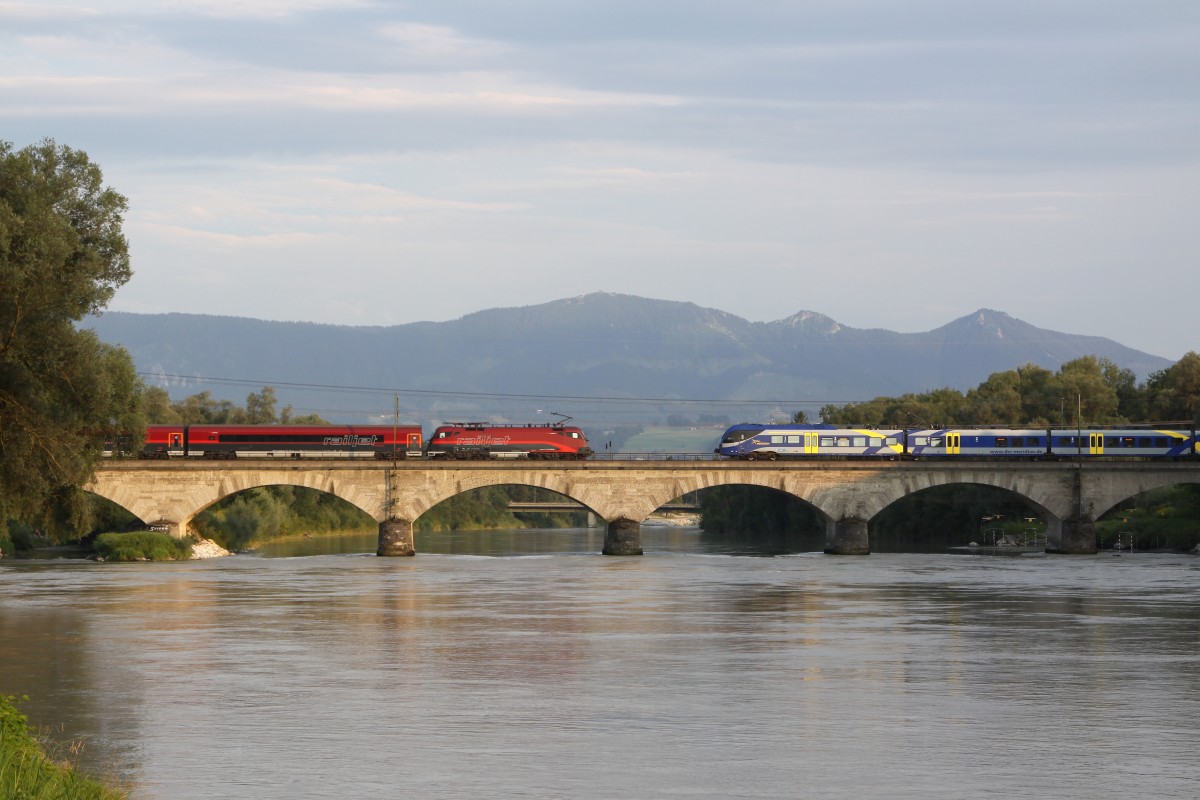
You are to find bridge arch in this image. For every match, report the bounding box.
[88,465,389,539]
[1085,471,1200,520]
[399,472,604,524]
[640,466,1068,526]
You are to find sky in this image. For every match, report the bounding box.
[4,1,1198,360]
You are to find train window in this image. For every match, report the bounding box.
[853,437,867,447]
[914,437,928,446]
[819,436,836,447]
[1155,437,1168,448]
[1139,438,1152,448]
[786,436,801,444]
[870,438,882,447]
[837,437,850,446]
[885,437,899,446]
[930,438,943,448]
[770,435,784,444]
[995,437,1008,447]
[1105,437,1118,447]
[1121,437,1134,448]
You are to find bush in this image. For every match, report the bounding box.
[3,520,54,553]
[93,531,192,561]
[0,694,127,799]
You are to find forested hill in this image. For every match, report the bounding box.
[85,293,1171,422]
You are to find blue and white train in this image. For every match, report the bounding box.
[715,423,1200,460]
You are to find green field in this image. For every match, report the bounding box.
[620,426,723,454]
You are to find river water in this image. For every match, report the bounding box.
[2,528,1199,799]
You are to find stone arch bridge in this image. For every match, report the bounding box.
[87,460,1200,556]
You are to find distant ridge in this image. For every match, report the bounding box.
[85,293,1172,423]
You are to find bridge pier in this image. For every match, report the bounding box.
[377,519,415,557]
[1047,516,1097,554]
[148,519,189,540]
[825,517,870,555]
[603,518,643,555]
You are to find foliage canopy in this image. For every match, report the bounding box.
[819,355,1198,427]
[0,140,142,536]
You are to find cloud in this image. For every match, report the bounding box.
[134,0,370,20]
[379,21,510,64]
[3,0,1197,359]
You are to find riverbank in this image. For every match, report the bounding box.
[244,527,376,550]
[1,534,231,561]
[0,695,127,799]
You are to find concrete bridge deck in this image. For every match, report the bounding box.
[89,459,1200,556]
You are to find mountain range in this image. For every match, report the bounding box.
[84,293,1172,426]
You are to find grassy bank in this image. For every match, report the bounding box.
[94,531,193,561]
[250,527,375,547]
[0,695,127,799]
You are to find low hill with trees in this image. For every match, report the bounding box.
[85,298,1174,429]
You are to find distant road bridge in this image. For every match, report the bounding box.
[506,500,698,528]
[88,460,1200,556]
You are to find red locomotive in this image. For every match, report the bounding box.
[139,424,423,460]
[425,421,594,460]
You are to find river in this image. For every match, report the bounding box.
[2,528,1198,799]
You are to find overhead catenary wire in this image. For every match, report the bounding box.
[136,371,865,409]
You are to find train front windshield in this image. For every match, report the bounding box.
[721,428,762,444]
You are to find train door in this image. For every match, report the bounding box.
[1089,432,1104,455]
[946,433,961,455]
[169,432,182,449]
[407,432,423,453]
[805,432,818,454]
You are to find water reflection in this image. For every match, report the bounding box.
[254,526,818,559]
[1,531,1199,800]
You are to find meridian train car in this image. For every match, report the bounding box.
[715,423,907,459]
[425,421,594,460]
[715,423,1199,461]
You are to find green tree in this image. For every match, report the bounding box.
[1100,358,1143,421]
[965,369,1023,424]
[1051,356,1120,426]
[174,390,235,423]
[281,407,329,424]
[142,386,180,423]
[1145,352,1200,424]
[1013,363,1058,424]
[244,386,278,423]
[0,139,141,537]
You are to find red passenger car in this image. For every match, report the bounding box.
[138,424,424,459]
